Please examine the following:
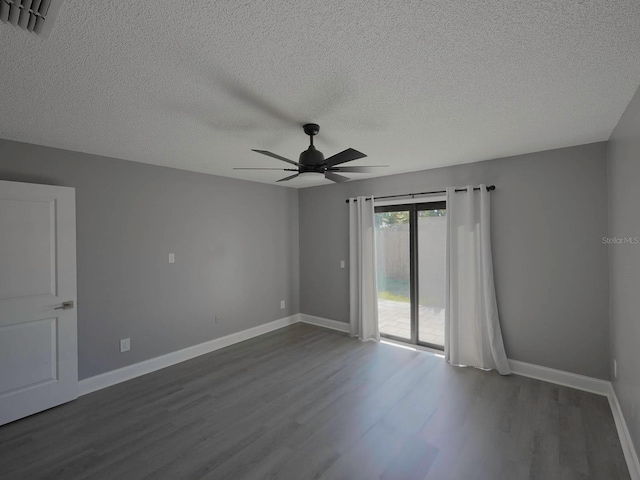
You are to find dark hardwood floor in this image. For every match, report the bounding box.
[0,323,630,479]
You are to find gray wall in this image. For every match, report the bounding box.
[0,139,300,379]
[608,84,640,459]
[0,136,616,384]
[300,142,610,379]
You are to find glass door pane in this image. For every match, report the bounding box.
[374,209,411,340]
[417,207,446,347]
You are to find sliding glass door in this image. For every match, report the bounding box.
[374,202,446,348]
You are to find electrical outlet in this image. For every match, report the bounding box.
[120,338,130,352]
[168,253,175,263]
[340,260,345,269]
[280,300,285,309]
[613,359,617,379]
[214,315,220,324]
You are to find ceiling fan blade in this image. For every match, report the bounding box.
[233,168,292,170]
[325,172,350,183]
[214,73,302,128]
[325,148,367,167]
[252,150,301,167]
[330,166,387,173]
[277,173,300,182]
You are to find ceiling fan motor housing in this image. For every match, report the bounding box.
[299,146,325,169]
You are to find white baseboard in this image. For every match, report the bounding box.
[608,385,640,480]
[507,359,611,396]
[507,359,638,479]
[80,312,347,396]
[298,313,351,333]
[79,314,301,396]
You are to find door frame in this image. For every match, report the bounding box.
[375,200,446,350]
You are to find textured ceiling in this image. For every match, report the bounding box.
[1,1,640,188]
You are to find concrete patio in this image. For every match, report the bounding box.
[378,299,445,346]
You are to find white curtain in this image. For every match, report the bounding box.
[349,196,380,342]
[445,185,510,375]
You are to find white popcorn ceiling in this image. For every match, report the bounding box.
[1,1,640,187]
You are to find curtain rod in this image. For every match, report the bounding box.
[345,185,495,203]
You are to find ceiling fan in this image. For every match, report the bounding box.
[234,123,387,183]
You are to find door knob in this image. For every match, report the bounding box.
[54,301,74,310]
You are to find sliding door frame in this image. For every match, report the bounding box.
[375,200,446,350]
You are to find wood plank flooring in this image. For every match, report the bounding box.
[0,323,630,479]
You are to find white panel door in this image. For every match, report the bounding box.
[0,180,77,426]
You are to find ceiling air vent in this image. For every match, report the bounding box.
[0,0,64,38]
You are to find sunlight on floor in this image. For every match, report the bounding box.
[381,340,416,351]
[380,339,446,360]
